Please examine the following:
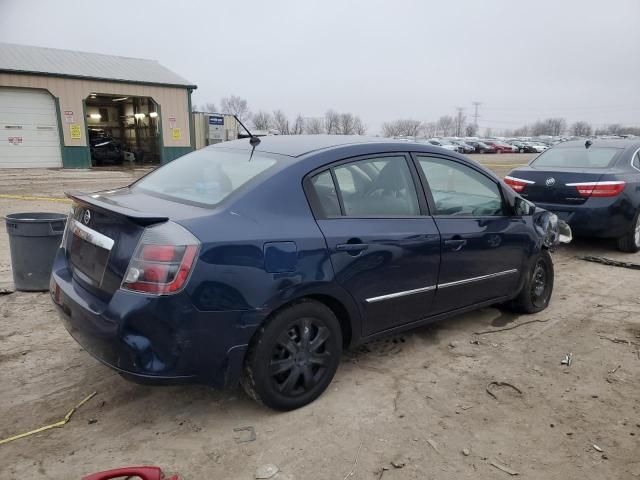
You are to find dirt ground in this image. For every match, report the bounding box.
[1,154,639,479]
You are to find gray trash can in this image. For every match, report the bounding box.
[5,212,67,291]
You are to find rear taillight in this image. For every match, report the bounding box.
[566,181,626,198]
[504,175,535,193]
[122,222,200,295]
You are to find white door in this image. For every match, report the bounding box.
[0,88,62,168]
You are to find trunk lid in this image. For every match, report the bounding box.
[64,188,209,299]
[507,166,606,205]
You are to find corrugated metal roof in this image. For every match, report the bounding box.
[0,42,196,88]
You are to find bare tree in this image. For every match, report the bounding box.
[353,116,367,135]
[382,119,422,137]
[437,116,455,136]
[252,111,272,131]
[532,118,566,136]
[423,122,438,138]
[465,124,478,137]
[192,103,201,112]
[338,113,356,135]
[291,114,305,135]
[570,121,592,136]
[512,125,531,137]
[220,95,250,122]
[305,117,325,134]
[204,102,217,113]
[454,109,466,137]
[272,110,290,135]
[607,123,623,135]
[325,110,340,134]
[484,127,493,137]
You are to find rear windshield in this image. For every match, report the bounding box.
[531,147,620,169]
[133,148,278,206]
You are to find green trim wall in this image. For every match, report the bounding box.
[162,147,193,164]
[62,146,92,168]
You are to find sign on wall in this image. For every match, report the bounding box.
[69,124,82,139]
[169,116,177,129]
[208,115,225,141]
[64,111,74,123]
[7,136,23,145]
[171,128,182,140]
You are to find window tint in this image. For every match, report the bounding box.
[309,170,340,217]
[531,147,620,168]
[133,149,277,206]
[418,157,504,216]
[633,151,640,170]
[333,156,420,217]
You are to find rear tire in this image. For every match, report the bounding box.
[241,300,342,411]
[616,211,640,253]
[510,250,554,314]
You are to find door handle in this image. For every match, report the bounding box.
[336,243,369,253]
[444,239,467,251]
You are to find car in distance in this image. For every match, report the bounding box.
[51,135,570,411]
[505,139,640,252]
[483,140,516,154]
[426,138,461,153]
[466,140,497,153]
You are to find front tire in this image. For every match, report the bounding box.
[241,300,342,411]
[510,250,554,314]
[617,210,640,253]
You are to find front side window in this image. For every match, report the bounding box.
[333,156,420,217]
[418,157,504,216]
[133,148,278,206]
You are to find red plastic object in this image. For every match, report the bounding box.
[82,466,179,480]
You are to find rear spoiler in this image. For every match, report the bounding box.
[66,191,169,226]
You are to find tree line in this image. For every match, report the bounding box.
[194,96,639,138]
[193,95,366,135]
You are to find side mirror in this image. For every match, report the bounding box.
[514,196,535,216]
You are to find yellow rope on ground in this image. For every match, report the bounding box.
[0,391,96,446]
[0,194,72,203]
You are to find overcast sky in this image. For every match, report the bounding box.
[1,0,639,134]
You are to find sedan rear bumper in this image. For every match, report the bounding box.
[50,251,259,388]
[534,200,632,238]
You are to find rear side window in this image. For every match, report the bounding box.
[133,149,278,206]
[418,157,504,216]
[307,156,420,218]
[531,147,620,169]
[633,151,640,170]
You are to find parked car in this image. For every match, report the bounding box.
[507,140,528,153]
[483,140,515,154]
[466,141,497,153]
[505,139,640,252]
[450,140,476,154]
[51,136,570,410]
[89,129,124,165]
[427,139,461,152]
[522,142,549,153]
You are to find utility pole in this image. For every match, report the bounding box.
[455,107,465,137]
[472,101,481,133]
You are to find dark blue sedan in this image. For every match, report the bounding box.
[505,139,640,252]
[51,135,568,410]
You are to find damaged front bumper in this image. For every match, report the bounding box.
[534,209,573,249]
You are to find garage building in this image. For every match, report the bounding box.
[0,42,197,168]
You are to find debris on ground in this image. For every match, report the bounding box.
[561,353,573,366]
[376,466,390,479]
[579,255,640,270]
[233,426,256,444]
[390,457,406,469]
[343,441,363,480]
[608,365,621,374]
[486,382,523,401]
[255,464,279,479]
[593,444,603,452]
[0,286,14,295]
[426,438,439,454]
[82,466,180,480]
[462,448,471,456]
[87,418,97,425]
[473,318,550,335]
[0,391,96,446]
[490,460,519,476]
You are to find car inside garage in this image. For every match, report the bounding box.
[85,94,160,166]
[0,87,62,168]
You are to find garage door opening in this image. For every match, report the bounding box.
[85,94,161,166]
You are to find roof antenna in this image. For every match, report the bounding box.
[233,114,260,161]
[585,139,593,149]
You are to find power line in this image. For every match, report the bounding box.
[472,101,481,129]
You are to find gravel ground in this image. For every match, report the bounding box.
[1,154,639,479]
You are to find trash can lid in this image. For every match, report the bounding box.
[5,212,68,223]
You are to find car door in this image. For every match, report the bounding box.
[304,153,441,336]
[413,154,529,314]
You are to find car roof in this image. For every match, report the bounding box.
[209,134,422,158]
